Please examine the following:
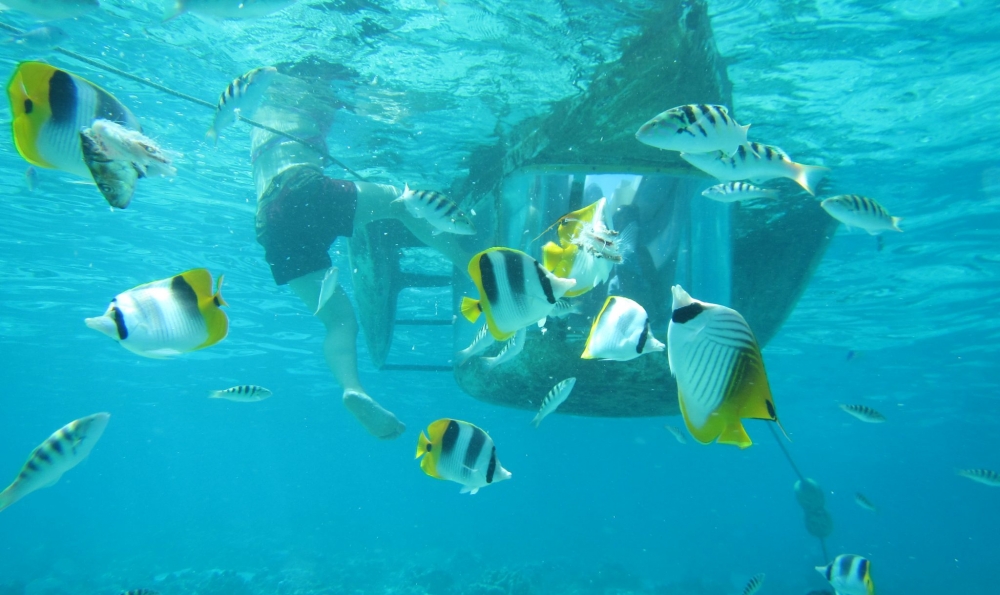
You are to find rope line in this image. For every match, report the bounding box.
[0,21,366,181]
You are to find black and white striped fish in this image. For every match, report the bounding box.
[581,296,664,361]
[209,385,273,402]
[416,419,512,494]
[701,182,778,203]
[0,413,110,513]
[481,327,525,371]
[635,104,750,155]
[742,573,765,595]
[531,378,577,428]
[394,185,476,236]
[207,66,277,144]
[816,554,875,595]
[839,404,886,423]
[956,468,1000,487]
[821,195,902,235]
[456,323,496,365]
[855,492,877,513]
[120,590,160,595]
[667,285,782,448]
[681,142,828,195]
[461,248,577,341]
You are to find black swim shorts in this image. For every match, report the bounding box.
[255,166,358,285]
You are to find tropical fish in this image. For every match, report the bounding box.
[550,298,580,318]
[839,404,886,423]
[165,0,297,20]
[0,413,110,514]
[742,573,765,595]
[80,129,141,209]
[531,377,576,428]
[7,61,142,177]
[701,182,778,203]
[956,468,1000,487]
[415,419,512,494]
[394,185,475,236]
[0,0,97,19]
[206,66,277,144]
[816,554,875,595]
[87,119,176,178]
[24,166,38,192]
[579,222,636,263]
[85,268,229,358]
[120,590,160,595]
[541,198,620,298]
[315,266,338,315]
[663,425,687,444]
[820,195,902,235]
[635,104,750,155]
[3,26,68,50]
[681,142,828,195]
[855,492,877,513]
[581,296,664,361]
[667,285,782,448]
[209,385,272,402]
[481,327,525,371]
[456,323,495,366]
[461,247,576,341]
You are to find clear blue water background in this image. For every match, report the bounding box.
[0,1,998,594]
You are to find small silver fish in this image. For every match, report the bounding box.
[821,195,902,235]
[80,130,141,209]
[701,182,778,203]
[855,492,877,513]
[531,377,576,428]
[394,185,476,236]
[681,142,828,195]
[663,424,687,444]
[550,298,580,318]
[742,573,765,595]
[120,590,160,595]
[0,0,97,19]
[166,0,297,20]
[209,385,273,402]
[3,26,68,50]
[25,166,38,192]
[456,323,495,365]
[481,327,525,371]
[636,104,750,155]
[0,413,111,513]
[840,404,886,423]
[956,468,1000,487]
[207,66,277,144]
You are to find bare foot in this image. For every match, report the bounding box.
[343,391,405,440]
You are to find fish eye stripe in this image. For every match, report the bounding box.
[111,306,128,340]
[486,447,497,483]
[533,261,557,304]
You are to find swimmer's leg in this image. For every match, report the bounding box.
[288,269,406,440]
[353,182,478,269]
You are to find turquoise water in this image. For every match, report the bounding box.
[1,1,999,594]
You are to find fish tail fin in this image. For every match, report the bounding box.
[460,297,482,323]
[792,163,829,195]
[891,216,903,232]
[0,484,18,513]
[416,431,431,459]
[205,127,219,146]
[530,415,542,428]
[214,274,228,307]
[163,1,187,21]
[208,390,224,399]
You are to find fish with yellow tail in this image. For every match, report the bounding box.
[541,198,623,298]
[681,142,828,195]
[581,296,664,361]
[85,268,228,358]
[956,468,1000,487]
[667,285,783,448]
[461,247,576,341]
[635,104,750,155]
[0,413,110,514]
[415,419,511,494]
[206,66,277,145]
[816,554,875,595]
[821,195,902,235]
[7,61,142,178]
